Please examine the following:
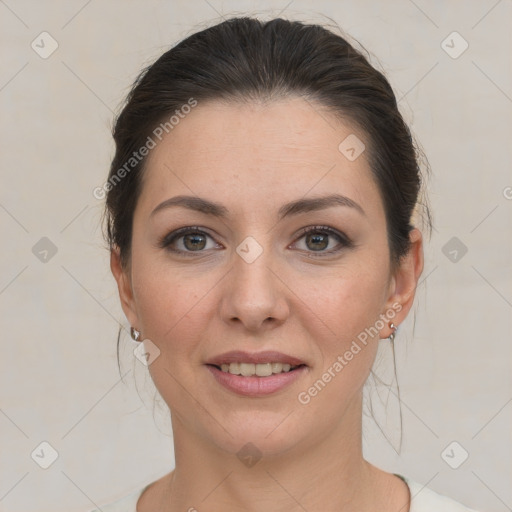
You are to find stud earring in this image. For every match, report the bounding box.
[130,327,141,342]
[389,322,397,342]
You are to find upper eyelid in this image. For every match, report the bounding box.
[160,227,218,248]
[292,226,350,251]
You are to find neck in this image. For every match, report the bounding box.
[159,393,394,512]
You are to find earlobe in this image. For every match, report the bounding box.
[110,247,139,328]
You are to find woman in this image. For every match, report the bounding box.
[93,16,479,512]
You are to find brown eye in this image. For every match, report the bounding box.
[159,227,221,256]
[305,231,329,251]
[293,226,353,256]
[182,233,207,251]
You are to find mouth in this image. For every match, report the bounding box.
[204,350,308,396]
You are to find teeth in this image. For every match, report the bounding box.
[218,362,298,376]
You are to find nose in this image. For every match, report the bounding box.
[220,245,290,333]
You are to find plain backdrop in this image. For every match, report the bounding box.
[1,1,511,511]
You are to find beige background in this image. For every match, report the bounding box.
[1,1,511,511]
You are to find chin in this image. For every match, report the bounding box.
[204,412,310,460]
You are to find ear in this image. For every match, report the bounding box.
[380,228,424,338]
[110,246,139,329]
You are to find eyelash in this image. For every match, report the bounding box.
[158,225,353,258]
[293,226,353,256]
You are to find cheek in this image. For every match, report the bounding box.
[292,258,389,399]
[295,259,389,342]
[131,257,221,375]
[131,267,213,408]
[294,278,385,414]
[133,269,203,342]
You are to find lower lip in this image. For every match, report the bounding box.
[205,365,307,397]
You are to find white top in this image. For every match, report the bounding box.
[87,474,480,512]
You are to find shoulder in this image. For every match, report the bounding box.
[85,484,149,512]
[399,475,480,512]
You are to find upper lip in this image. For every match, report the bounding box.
[205,350,307,367]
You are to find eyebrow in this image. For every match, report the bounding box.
[150,193,365,220]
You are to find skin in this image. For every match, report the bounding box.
[111,96,424,512]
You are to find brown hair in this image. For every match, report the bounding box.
[104,16,431,272]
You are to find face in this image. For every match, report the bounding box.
[112,96,422,457]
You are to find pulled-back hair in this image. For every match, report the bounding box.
[103,16,431,273]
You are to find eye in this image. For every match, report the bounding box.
[159,225,353,258]
[292,225,352,256]
[159,226,221,256]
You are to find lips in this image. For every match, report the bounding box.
[205,364,307,396]
[204,350,309,396]
[205,350,307,367]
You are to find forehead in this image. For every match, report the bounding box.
[138,97,383,221]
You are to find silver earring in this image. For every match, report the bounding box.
[389,322,397,341]
[130,327,141,341]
